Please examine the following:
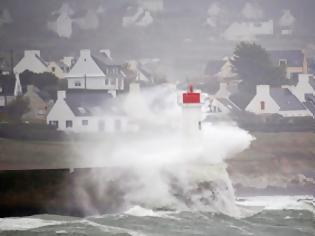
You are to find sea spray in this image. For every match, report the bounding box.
[71,84,254,218]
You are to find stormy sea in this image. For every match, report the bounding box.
[1,86,314,235]
[0,196,314,236]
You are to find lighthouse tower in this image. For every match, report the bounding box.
[178,85,203,135]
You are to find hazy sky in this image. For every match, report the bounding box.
[0,0,314,77]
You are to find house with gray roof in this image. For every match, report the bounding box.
[208,97,241,115]
[269,50,308,80]
[65,49,126,96]
[289,74,315,102]
[246,85,312,117]
[47,90,132,133]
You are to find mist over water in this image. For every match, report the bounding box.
[73,85,254,218]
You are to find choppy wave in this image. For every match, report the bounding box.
[0,197,314,236]
[237,195,315,214]
[0,217,64,231]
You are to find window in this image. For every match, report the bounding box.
[51,66,55,72]
[74,81,81,87]
[82,120,88,126]
[66,120,73,128]
[260,101,265,111]
[0,86,2,93]
[49,120,58,128]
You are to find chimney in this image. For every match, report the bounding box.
[24,50,40,57]
[57,90,66,100]
[256,85,270,96]
[80,49,91,58]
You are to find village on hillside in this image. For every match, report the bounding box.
[0,43,315,136]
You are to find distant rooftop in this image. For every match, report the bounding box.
[64,90,124,117]
[269,50,304,68]
[270,87,306,111]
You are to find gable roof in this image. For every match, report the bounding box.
[35,54,48,67]
[270,87,306,111]
[66,52,105,78]
[216,98,241,112]
[269,50,304,67]
[92,55,125,79]
[64,91,123,117]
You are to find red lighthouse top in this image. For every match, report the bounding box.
[182,85,200,104]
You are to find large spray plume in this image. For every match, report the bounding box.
[70,84,254,218]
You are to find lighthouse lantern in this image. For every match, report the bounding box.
[182,85,201,104]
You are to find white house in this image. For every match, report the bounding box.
[65,49,126,95]
[14,50,48,74]
[289,74,315,102]
[246,85,312,117]
[138,0,164,12]
[47,90,131,133]
[47,61,65,79]
[224,20,274,41]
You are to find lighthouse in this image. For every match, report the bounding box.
[178,85,203,135]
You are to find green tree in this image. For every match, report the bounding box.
[230,42,287,109]
[7,96,30,122]
[20,70,58,100]
[231,42,286,91]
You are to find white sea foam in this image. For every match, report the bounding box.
[125,206,162,217]
[82,219,146,236]
[73,85,254,218]
[237,196,315,214]
[0,218,63,231]
[56,230,67,234]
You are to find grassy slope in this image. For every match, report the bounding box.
[0,138,72,169]
[228,132,315,178]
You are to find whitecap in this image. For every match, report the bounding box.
[124,205,162,217]
[0,217,63,231]
[236,195,315,214]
